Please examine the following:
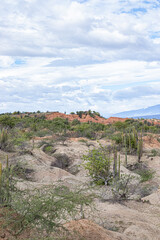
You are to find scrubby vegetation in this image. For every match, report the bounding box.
[0,159,94,239]
[0,112,160,150]
[0,111,159,239]
[83,143,121,185]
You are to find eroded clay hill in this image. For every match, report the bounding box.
[45,112,128,124]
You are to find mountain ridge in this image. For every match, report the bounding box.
[113,104,160,118]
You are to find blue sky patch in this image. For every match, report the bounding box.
[14,59,26,66]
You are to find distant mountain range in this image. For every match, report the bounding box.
[113,104,160,119]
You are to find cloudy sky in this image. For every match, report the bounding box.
[0,0,160,117]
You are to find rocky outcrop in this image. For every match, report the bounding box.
[45,112,128,125]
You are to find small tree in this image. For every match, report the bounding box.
[9,185,94,236]
[72,119,81,126]
[111,174,135,201]
[0,115,16,128]
[83,144,113,185]
[0,158,94,237]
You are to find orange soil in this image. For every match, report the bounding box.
[143,134,160,149]
[45,112,128,125]
[64,219,125,240]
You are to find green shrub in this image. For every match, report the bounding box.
[0,159,94,237]
[139,169,154,182]
[35,129,52,137]
[12,135,28,146]
[113,121,126,130]
[0,115,17,128]
[52,153,70,169]
[49,118,70,133]
[111,133,123,144]
[71,119,81,126]
[133,167,154,182]
[43,145,53,154]
[83,144,113,185]
[111,174,135,200]
[139,184,154,197]
[78,139,87,143]
[151,149,157,157]
[3,185,94,237]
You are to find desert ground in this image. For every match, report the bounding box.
[1,134,160,240]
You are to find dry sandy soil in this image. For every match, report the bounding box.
[0,136,160,240]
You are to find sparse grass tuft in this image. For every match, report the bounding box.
[136,169,154,182]
[151,149,158,157]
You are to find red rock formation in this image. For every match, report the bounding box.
[105,117,128,124]
[45,112,128,125]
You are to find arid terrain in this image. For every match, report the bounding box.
[0,112,160,240]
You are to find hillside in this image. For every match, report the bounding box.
[45,112,128,124]
[0,113,160,239]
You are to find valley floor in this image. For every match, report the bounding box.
[0,136,160,240]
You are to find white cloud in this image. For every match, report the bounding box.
[0,0,160,115]
[0,56,14,68]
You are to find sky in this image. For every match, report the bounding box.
[0,0,160,117]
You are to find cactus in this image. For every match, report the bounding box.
[113,148,118,178]
[137,130,143,162]
[128,132,131,153]
[0,162,2,204]
[118,154,121,180]
[137,140,140,162]
[121,132,124,146]
[0,156,15,205]
[6,155,10,203]
[0,162,2,185]
[121,128,143,162]
[132,127,137,149]
[113,149,121,181]
[0,128,8,149]
[6,154,9,168]
[125,150,127,167]
[124,136,128,167]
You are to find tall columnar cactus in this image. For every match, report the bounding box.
[118,154,121,180]
[6,155,10,203]
[0,128,8,149]
[137,130,143,162]
[113,149,121,181]
[113,148,118,178]
[131,127,137,149]
[0,162,2,185]
[128,132,131,153]
[0,156,14,205]
[0,162,2,204]
[124,135,128,167]
[121,132,124,146]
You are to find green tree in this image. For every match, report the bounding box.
[72,119,81,126]
[0,115,16,128]
[83,144,113,185]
